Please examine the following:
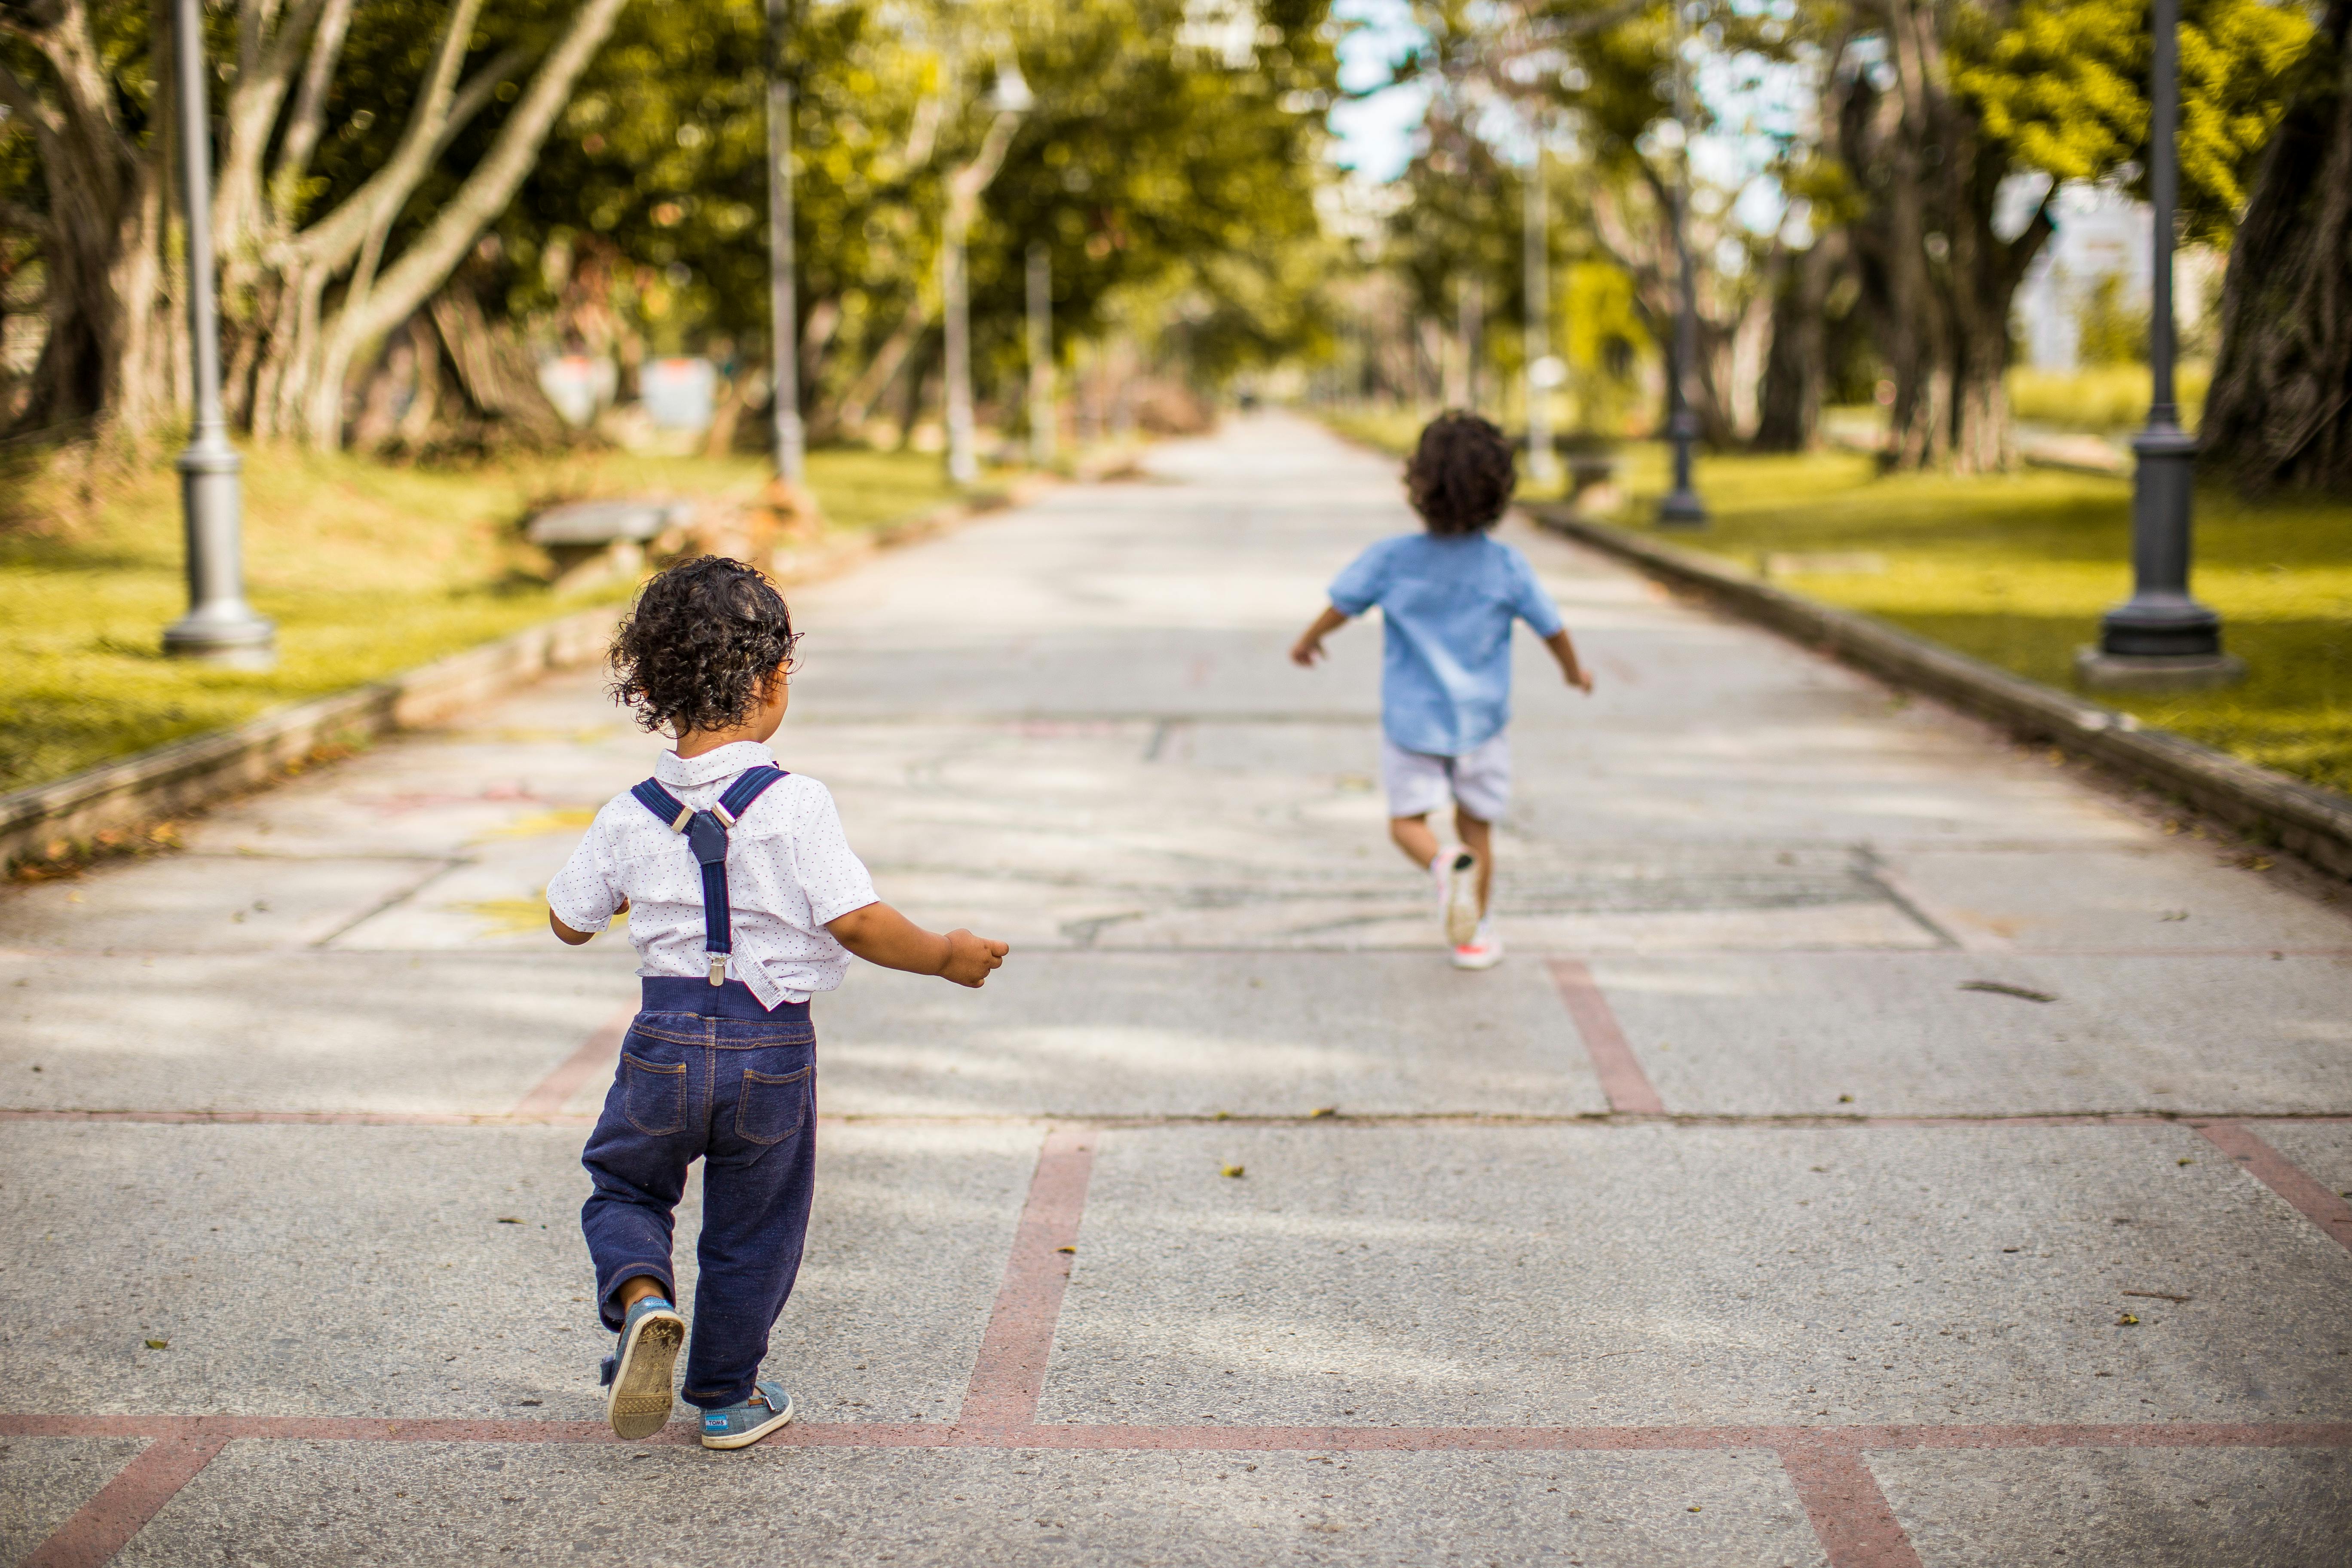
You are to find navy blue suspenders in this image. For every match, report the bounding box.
[628,766,789,985]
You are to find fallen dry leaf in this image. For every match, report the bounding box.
[1221,1165,1246,1179]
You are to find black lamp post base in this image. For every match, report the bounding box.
[1657,489,1708,528]
[2074,645,2244,693]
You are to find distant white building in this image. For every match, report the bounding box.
[2010,180,2221,370]
[2013,183,2150,370]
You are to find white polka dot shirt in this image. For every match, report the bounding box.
[546,741,878,1008]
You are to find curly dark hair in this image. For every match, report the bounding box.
[1404,410,1518,535]
[607,556,799,736]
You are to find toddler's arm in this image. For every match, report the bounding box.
[1546,628,1595,694]
[1290,605,1351,667]
[549,897,627,946]
[828,902,1009,987]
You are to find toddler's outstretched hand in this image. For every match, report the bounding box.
[1291,605,1350,668]
[939,929,1010,987]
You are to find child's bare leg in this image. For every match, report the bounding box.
[1389,814,1441,870]
[616,1274,669,1311]
[1454,809,1493,914]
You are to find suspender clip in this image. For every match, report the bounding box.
[707,955,727,986]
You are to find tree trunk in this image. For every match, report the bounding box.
[1832,0,2051,474]
[1754,233,1845,451]
[2202,0,2352,494]
[0,0,178,437]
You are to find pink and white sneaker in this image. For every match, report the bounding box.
[1439,850,1482,947]
[1451,918,1504,971]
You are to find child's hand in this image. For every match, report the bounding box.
[1291,606,1350,667]
[939,929,1010,986]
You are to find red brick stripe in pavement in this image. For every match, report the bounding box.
[959,1126,1096,1428]
[2196,1121,2352,1253]
[18,1124,2352,1566]
[509,1000,636,1119]
[19,1430,227,1568]
[1548,958,1666,1114]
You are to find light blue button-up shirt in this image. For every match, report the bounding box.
[1328,533,1564,757]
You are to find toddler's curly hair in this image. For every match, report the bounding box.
[1404,410,1518,535]
[607,556,799,737]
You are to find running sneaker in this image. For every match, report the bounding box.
[1442,850,1482,947]
[602,1292,686,1440]
[700,1381,796,1450]
[1452,918,1504,971]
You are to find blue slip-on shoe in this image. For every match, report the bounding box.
[699,1381,794,1450]
[603,1294,686,1440]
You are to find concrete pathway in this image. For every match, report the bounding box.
[3,413,2349,1566]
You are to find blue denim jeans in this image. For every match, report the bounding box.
[580,979,816,1410]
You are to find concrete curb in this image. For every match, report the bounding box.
[1,476,1057,876]
[1519,500,2352,882]
[0,603,624,875]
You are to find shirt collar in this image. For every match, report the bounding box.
[655,740,776,789]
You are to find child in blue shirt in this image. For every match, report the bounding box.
[1291,412,1592,968]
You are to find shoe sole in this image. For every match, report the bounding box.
[1444,854,1482,947]
[701,1392,794,1450]
[1452,948,1503,971]
[606,1309,686,1440]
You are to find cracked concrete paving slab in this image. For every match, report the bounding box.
[0,1436,144,1568]
[0,1121,1034,1422]
[1868,845,2352,953]
[2251,1121,2352,1202]
[1871,1446,2352,1568]
[116,1442,1827,1568]
[0,949,637,1114]
[1040,1124,2352,1431]
[1589,952,2352,1117]
[818,951,1607,1118]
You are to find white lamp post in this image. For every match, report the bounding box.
[162,0,275,667]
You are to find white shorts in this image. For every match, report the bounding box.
[1381,733,1510,823]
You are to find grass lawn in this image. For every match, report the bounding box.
[1320,408,2352,796]
[0,441,969,794]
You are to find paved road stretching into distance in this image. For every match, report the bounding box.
[2,413,2349,1566]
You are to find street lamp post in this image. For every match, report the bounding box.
[1523,144,1563,491]
[2078,0,2241,691]
[1657,2,1706,528]
[766,0,805,486]
[944,59,1032,487]
[1026,241,1055,468]
[162,0,274,667]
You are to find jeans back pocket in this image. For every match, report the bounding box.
[735,1063,812,1147]
[620,1052,688,1137]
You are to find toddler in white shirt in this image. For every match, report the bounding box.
[545,556,1007,1449]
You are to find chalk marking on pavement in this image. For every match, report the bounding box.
[510,1000,637,1119]
[19,1429,227,1568]
[1777,1439,1923,1568]
[2195,1121,2352,1253]
[1547,959,1666,1115]
[956,1125,1095,1430]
